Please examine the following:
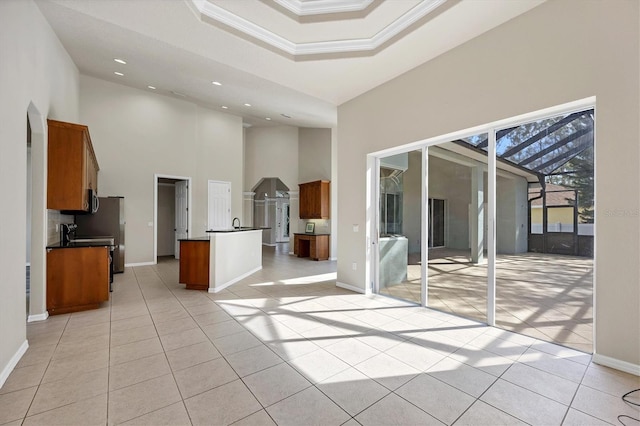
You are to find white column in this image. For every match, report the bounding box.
[288,190,299,255]
[470,166,484,264]
[487,130,497,326]
[242,192,255,227]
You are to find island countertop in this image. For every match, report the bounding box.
[179,228,267,242]
[206,227,269,233]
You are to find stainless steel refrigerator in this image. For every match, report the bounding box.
[75,196,125,273]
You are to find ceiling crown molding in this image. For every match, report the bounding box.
[272,0,374,16]
[191,0,447,57]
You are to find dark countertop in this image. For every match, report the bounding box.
[293,233,331,236]
[178,236,211,242]
[47,241,115,249]
[206,227,268,233]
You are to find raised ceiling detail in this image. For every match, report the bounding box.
[273,0,375,16]
[191,0,447,57]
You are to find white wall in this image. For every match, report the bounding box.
[299,128,331,183]
[79,76,244,264]
[244,126,299,192]
[496,176,528,254]
[337,0,639,367]
[0,0,80,386]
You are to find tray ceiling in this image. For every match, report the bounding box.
[191,0,446,57]
[36,0,545,128]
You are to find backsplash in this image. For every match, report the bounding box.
[307,219,330,234]
[47,210,74,245]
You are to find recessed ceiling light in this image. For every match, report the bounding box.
[265,117,271,121]
[281,113,291,118]
[211,81,222,86]
[114,58,127,65]
[221,106,228,109]
[114,72,124,76]
[244,103,252,107]
[147,85,156,90]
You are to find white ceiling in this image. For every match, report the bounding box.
[36,0,544,128]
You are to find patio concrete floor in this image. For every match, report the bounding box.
[380,249,593,353]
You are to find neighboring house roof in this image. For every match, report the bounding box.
[529,183,575,207]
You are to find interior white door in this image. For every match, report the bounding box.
[175,180,188,259]
[208,180,231,231]
[275,199,290,242]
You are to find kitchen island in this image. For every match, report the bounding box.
[179,228,262,293]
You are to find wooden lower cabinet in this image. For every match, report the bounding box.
[179,240,210,290]
[293,233,329,261]
[47,246,109,315]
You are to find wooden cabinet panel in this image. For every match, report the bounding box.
[46,247,109,315]
[179,240,210,290]
[293,234,329,261]
[47,119,99,212]
[299,180,330,219]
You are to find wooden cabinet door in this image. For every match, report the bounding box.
[47,247,109,314]
[299,180,330,219]
[47,122,86,211]
[47,120,99,212]
[299,183,312,218]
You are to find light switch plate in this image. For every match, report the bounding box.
[353,224,359,232]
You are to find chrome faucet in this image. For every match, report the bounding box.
[232,217,240,229]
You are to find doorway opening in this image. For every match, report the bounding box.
[26,103,48,322]
[26,115,32,317]
[252,178,290,246]
[154,175,192,263]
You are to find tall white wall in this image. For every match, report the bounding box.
[79,75,244,264]
[244,126,299,192]
[337,0,639,367]
[0,0,80,386]
[299,128,331,183]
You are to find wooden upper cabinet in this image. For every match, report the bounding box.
[299,180,330,219]
[47,119,99,212]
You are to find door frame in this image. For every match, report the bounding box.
[367,96,596,329]
[154,174,192,264]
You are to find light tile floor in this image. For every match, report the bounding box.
[1,246,637,425]
[380,249,594,353]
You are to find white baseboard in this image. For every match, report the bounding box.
[336,281,367,294]
[330,257,337,261]
[592,353,640,376]
[209,266,263,294]
[124,261,155,267]
[27,311,49,323]
[0,340,28,389]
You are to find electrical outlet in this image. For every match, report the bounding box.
[352,262,357,271]
[55,224,59,232]
[353,224,359,232]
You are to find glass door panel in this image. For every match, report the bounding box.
[378,150,422,304]
[493,111,594,353]
[426,141,487,323]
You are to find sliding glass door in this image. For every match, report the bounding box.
[377,150,423,304]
